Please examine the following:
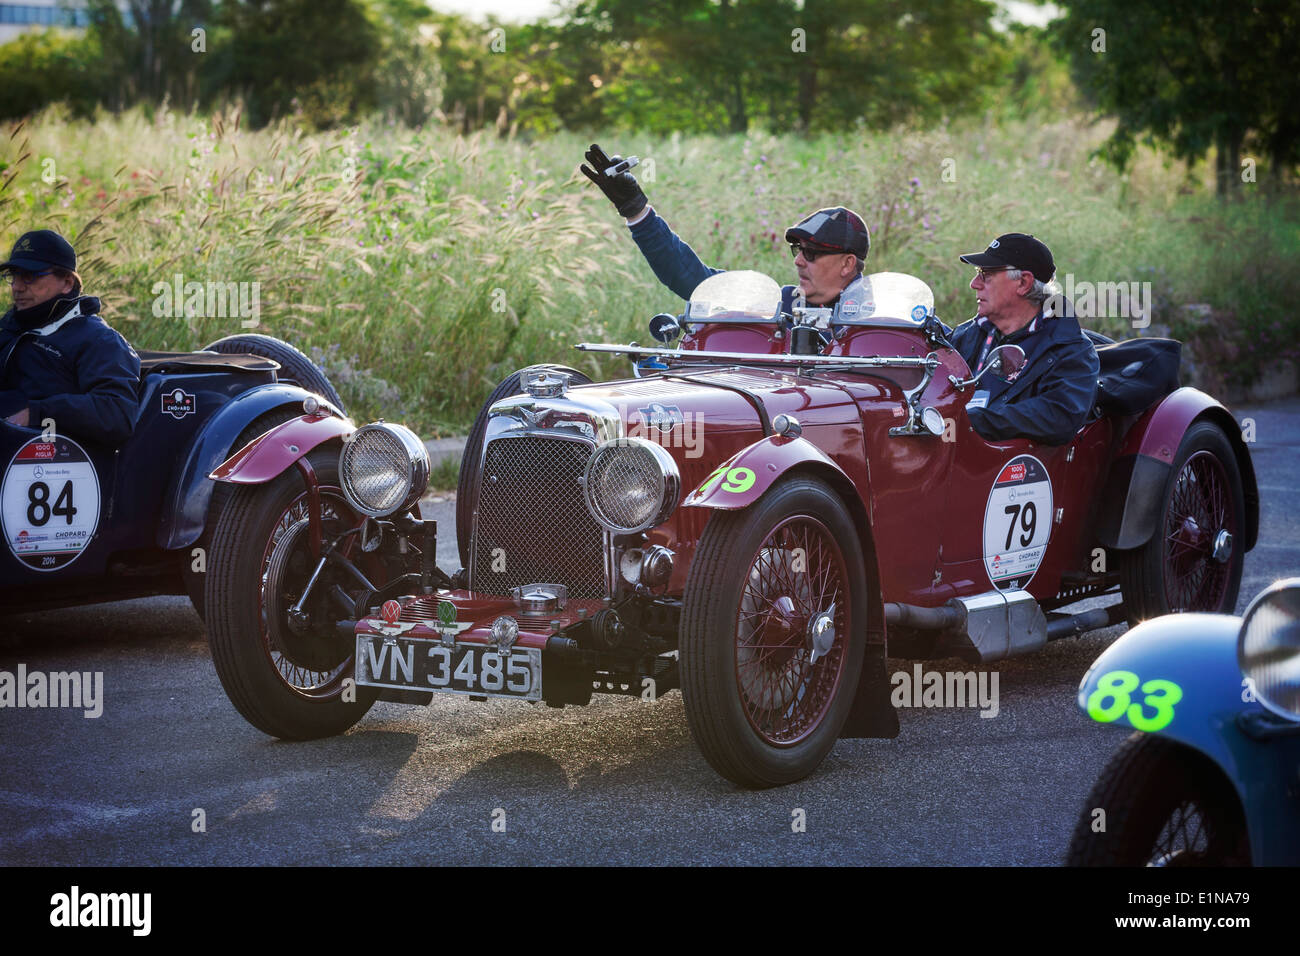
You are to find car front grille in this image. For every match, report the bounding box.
[470,435,607,600]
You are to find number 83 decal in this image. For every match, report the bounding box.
[1086,670,1183,732]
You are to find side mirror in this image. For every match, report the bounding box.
[649,313,681,344]
[989,344,1027,380]
[950,344,1027,390]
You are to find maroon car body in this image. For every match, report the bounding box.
[203,271,1258,788]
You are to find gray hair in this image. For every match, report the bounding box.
[1006,268,1060,305]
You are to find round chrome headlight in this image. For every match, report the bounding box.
[583,437,680,534]
[1238,578,1300,721]
[339,423,429,518]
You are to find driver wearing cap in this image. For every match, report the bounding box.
[580,144,870,312]
[950,233,1098,446]
[0,229,140,445]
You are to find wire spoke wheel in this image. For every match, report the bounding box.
[1148,799,1212,866]
[1066,733,1250,867]
[681,476,866,788]
[258,494,357,697]
[734,518,849,746]
[206,446,380,740]
[1120,421,1246,622]
[1162,450,1233,613]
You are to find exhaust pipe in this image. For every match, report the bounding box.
[885,593,1126,662]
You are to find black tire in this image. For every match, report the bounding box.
[205,445,378,739]
[203,333,345,410]
[183,406,301,619]
[1066,733,1249,866]
[1119,421,1246,622]
[455,364,591,567]
[680,475,867,788]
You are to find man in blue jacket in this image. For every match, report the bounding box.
[581,144,870,313]
[951,233,1098,446]
[0,230,140,445]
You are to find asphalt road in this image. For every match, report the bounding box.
[1,398,1296,866]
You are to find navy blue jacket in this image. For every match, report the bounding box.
[950,306,1099,446]
[630,208,812,312]
[0,295,141,445]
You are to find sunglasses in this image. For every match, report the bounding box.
[973,266,1014,281]
[5,268,55,285]
[789,243,846,262]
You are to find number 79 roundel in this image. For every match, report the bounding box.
[982,454,1052,590]
[0,436,100,572]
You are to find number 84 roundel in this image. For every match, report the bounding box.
[0,436,99,572]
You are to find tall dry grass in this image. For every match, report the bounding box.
[1,106,1294,434]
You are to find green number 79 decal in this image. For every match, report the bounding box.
[696,465,756,497]
[1086,669,1184,732]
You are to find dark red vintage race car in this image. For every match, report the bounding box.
[203,271,1257,788]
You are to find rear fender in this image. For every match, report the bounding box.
[1095,387,1259,550]
[1078,613,1300,865]
[157,384,340,550]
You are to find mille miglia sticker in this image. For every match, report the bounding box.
[982,454,1053,589]
[1,436,101,571]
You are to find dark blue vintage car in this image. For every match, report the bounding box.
[0,334,342,616]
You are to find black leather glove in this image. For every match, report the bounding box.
[580,143,647,219]
[922,313,955,351]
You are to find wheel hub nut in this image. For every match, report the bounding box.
[807,605,836,664]
[1212,530,1233,563]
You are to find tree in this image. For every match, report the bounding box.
[1052,0,1300,192]
[86,0,213,110]
[369,0,444,127]
[207,0,382,127]
[564,0,1000,135]
[0,29,104,120]
[570,0,796,134]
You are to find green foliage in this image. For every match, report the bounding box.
[0,1,1051,139]
[1052,0,1300,191]
[994,23,1083,120]
[368,0,444,127]
[86,0,213,109]
[209,0,382,127]
[570,0,1003,134]
[0,30,104,121]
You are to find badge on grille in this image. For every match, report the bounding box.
[438,600,457,626]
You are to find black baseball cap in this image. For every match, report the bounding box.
[785,206,870,259]
[0,229,76,273]
[960,233,1054,283]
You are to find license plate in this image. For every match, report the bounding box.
[355,635,542,701]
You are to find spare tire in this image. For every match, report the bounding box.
[455,364,592,568]
[203,334,344,410]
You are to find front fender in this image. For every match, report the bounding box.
[681,434,851,510]
[158,384,336,550]
[1078,613,1300,865]
[208,412,354,484]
